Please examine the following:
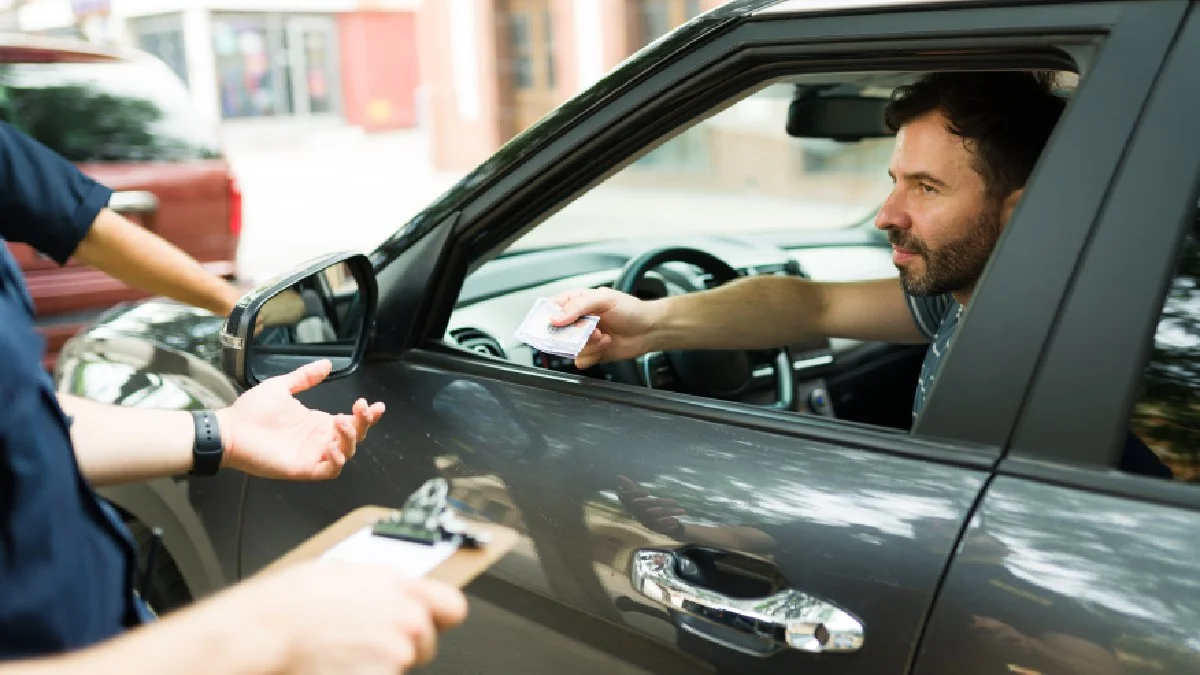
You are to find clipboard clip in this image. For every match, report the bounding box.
[371,478,490,549]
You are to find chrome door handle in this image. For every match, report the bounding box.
[631,549,864,656]
[109,190,159,214]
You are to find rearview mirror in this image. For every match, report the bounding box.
[786,94,893,142]
[220,252,376,389]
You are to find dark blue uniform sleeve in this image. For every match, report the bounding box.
[0,121,112,264]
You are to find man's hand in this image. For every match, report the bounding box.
[547,288,661,369]
[217,360,385,480]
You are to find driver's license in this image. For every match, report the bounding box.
[514,298,599,357]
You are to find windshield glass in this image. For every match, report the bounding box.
[506,83,896,252]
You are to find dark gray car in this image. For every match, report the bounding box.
[56,0,1200,673]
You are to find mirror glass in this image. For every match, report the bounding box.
[248,261,364,382]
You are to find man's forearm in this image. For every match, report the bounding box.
[73,208,243,316]
[648,276,828,352]
[58,394,197,487]
[647,275,926,351]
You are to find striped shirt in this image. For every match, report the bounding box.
[906,292,964,421]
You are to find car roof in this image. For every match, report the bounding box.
[0,32,142,64]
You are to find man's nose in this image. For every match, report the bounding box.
[875,190,911,231]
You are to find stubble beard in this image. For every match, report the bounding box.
[890,203,1004,297]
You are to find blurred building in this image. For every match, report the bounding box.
[419,0,725,171]
[8,0,421,131]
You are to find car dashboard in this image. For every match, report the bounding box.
[444,232,896,416]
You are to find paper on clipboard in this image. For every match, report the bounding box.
[321,525,458,578]
[265,499,519,588]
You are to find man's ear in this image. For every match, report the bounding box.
[1001,188,1025,222]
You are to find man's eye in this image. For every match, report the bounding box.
[919,183,938,195]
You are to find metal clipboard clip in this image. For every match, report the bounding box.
[370,478,490,549]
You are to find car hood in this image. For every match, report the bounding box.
[70,298,227,369]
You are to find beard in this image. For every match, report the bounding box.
[888,204,1004,297]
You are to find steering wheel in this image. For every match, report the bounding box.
[607,246,795,411]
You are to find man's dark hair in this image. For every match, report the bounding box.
[883,71,1067,200]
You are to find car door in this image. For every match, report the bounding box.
[233,2,1178,674]
[913,5,1200,673]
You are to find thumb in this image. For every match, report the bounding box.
[551,294,606,327]
[279,359,333,394]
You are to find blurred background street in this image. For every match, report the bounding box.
[221,124,462,284]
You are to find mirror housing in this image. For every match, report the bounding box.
[220,251,376,390]
[786,92,894,142]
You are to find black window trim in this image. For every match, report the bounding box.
[1004,2,1200,508]
[408,345,1000,470]
[388,3,1141,361]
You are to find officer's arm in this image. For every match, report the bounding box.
[0,588,287,675]
[0,121,242,317]
[57,394,195,487]
[73,207,243,317]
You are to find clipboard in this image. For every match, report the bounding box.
[263,481,519,589]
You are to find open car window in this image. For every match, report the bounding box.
[446,66,1078,437]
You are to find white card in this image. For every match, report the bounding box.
[320,526,457,578]
[515,297,599,357]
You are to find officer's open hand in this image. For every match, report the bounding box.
[215,359,385,480]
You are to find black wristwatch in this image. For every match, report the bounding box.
[190,410,224,476]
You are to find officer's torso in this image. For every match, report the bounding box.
[0,244,140,658]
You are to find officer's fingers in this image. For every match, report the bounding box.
[390,600,439,667]
[398,579,469,631]
[350,398,385,441]
[279,359,333,394]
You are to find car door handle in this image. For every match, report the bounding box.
[109,190,159,214]
[631,549,864,656]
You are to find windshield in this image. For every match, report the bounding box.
[507,83,896,252]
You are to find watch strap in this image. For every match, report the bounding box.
[190,410,223,476]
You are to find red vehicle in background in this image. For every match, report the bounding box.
[0,33,241,368]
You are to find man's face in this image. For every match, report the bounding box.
[875,110,1010,297]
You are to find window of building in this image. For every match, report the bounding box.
[129,13,190,87]
[211,12,340,119]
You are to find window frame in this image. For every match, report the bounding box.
[367,2,1175,459]
[1003,2,1200,506]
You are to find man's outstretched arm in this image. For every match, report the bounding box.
[74,207,243,317]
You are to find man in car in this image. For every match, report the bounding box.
[0,116,467,671]
[549,71,1168,477]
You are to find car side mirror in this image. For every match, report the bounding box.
[220,252,376,389]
